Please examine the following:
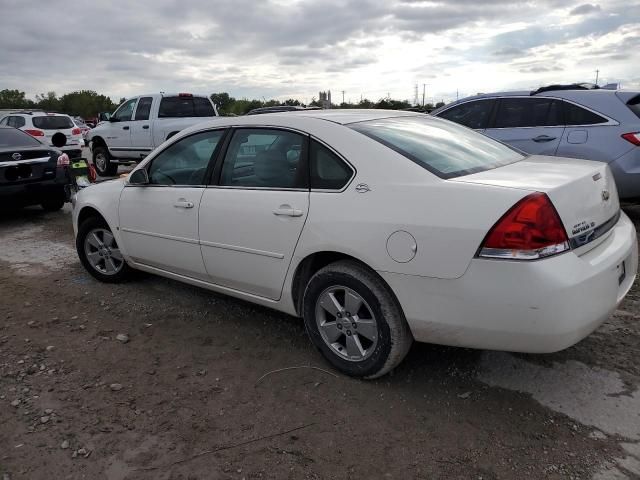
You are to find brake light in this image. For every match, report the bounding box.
[178,93,193,97]
[24,129,44,137]
[622,132,640,146]
[478,193,569,260]
[72,128,82,135]
[57,153,70,166]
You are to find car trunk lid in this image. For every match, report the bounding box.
[451,155,620,254]
[0,148,56,184]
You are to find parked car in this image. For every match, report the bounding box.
[0,111,84,159]
[72,110,637,378]
[87,93,219,176]
[73,118,91,144]
[0,126,73,211]
[431,84,640,200]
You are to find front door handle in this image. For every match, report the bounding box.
[174,199,194,209]
[122,126,130,130]
[142,125,149,130]
[273,205,303,217]
[532,135,556,142]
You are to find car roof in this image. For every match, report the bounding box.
[267,108,423,125]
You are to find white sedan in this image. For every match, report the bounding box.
[72,110,638,378]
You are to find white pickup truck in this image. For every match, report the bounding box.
[87,93,219,176]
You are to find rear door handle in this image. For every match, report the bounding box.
[122,126,130,130]
[142,125,149,130]
[174,199,194,209]
[532,135,556,142]
[273,205,303,217]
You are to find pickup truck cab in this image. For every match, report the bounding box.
[88,93,218,176]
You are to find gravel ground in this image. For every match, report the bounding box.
[0,176,639,479]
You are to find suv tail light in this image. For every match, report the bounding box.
[622,132,640,146]
[71,127,82,135]
[24,129,44,137]
[478,193,569,260]
[57,153,70,166]
[178,93,193,97]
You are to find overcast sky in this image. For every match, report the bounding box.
[1,0,638,105]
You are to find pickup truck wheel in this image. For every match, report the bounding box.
[77,217,131,283]
[93,146,118,177]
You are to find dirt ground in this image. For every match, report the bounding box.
[1,168,640,479]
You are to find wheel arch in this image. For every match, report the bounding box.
[77,205,107,228]
[91,136,107,149]
[290,250,402,317]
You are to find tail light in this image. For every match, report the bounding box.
[478,193,569,260]
[178,93,193,97]
[24,129,44,137]
[71,128,82,135]
[622,132,640,146]
[57,153,70,166]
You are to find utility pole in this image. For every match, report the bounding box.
[341,90,345,104]
[456,89,459,101]
[595,69,599,86]
[422,84,426,107]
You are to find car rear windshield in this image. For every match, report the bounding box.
[349,116,524,179]
[626,94,640,119]
[32,115,74,130]
[0,128,42,147]
[158,97,215,118]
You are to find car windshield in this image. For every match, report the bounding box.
[349,116,524,179]
[32,115,74,130]
[0,128,42,147]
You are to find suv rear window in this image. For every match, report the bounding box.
[349,116,523,179]
[32,116,74,130]
[564,102,608,125]
[626,94,640,119]
[158,97,215,118]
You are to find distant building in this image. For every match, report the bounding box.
[319,90,332,109]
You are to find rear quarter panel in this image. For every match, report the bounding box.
[292,121,529,280]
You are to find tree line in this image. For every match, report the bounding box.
[0,88,445,119]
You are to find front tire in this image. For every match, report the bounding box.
[302,260,413,379]
[76,217,131,283]
[93,146,118,177]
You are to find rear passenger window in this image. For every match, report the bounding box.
[494,98,561,128]
[564,102,608,125]
[8,116,25,128]
[219,129,306,189]
[438,100,494,129]
[158,97,215,118]
[134,97,153,121]
[310,140,352,190]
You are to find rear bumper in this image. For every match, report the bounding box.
[0,169,72,205]
[380,212,638,353]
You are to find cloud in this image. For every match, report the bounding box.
[570,3,602,15]
[0,0,638,104]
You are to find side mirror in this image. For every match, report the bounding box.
[128,169,149,185]
[98,112,111,122]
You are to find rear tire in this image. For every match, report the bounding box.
[302,260,413,379]
[93,146,118,177]
[41,192,65,212]
[76,217,131,283]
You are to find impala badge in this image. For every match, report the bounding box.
[602,190,610,201]
[12,152,21,161]
[355,183,371,193]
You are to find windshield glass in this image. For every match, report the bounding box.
[349,116,524,179]
[32,115,74,130]
[0,128,42,147]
